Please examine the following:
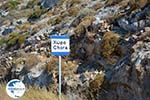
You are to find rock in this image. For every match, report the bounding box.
[12,53,53,88]
[2,28,13,35]
[11,57,27,78]
[0,26,15,36]
[39,47,47,52]
[28,62,46,78]
[116,5,150,33]
[131,41,150,67]
[0,10,9,17]
[40,0,59,9]
[94,6,120,25]
[22,70,53,88]
[39,34,46,40]
[24,45,32,52]
[117,18,137,32]
[144,27,150,32]
[13,18,27,26]
[35,36,41,41]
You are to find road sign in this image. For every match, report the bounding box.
[50,35,70,56]
[50,35,70,100]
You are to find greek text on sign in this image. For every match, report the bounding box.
[50,35,70,56]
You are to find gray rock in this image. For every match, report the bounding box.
[94,6,120,25]
[23,70,53,88]
[0,10,9,17]
[0,26,15,36]
[40,0,59,9]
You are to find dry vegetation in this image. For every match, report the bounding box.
[0,84,67,100]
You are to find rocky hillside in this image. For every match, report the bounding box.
[0,0,150,100]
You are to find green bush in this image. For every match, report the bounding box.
[0,32,29,47]
[28,6,47,20]
[0,37,6,46]
[8,0,20,9]
[26,0,39,8]
[0,0,19,10]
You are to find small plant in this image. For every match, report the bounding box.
[80,16,95,28]
[8,0,20,9]
[74,16,95,37]
[26,0,39,8]
[0,37,6,46]
[105,0,122,6]
[74,24,86,36]
[101,31,120,58]
[47,16,62,25]
[46,57,58,74]
[17,22,31,31]
[78,8,96,17]
[106,0,148,8]
[89,72,105,92]
[67,7,80,17]
[4,32,29,48]
[1,0,19,10]
[28,6,47,22]
[7,32,19,46]
[1,0,20,10]
[129,0,148,8]
[67,0,81,6]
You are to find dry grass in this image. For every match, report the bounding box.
[0,84,67,100]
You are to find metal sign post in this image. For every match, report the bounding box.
[50,35,70,99]
[58,55,61,99]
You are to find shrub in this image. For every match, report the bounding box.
[47,16,62,25]
[74,24,86,37]
[78,8,96,17]
[80,16,95,28]
[26,0,39,8]
[67,0,81,6]
[8,0,20,9]
[1,0,20,10]
[0,37,6,46]
[73,16,95,38]
[129,0,148,8]
[28,6,47,22]
[89,72,105,92]
[106,0,148,8]
[17,22,31,31]
[46,57,78,76]
[67,7,80,17]
[5,32,29,47]
[105,0,122,6]
[101,31,120,58]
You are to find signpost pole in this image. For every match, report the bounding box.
[58,55,61,99]
[50,34,70,100]
[58,33,61,100]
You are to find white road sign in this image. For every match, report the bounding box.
[50,35,70,56]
